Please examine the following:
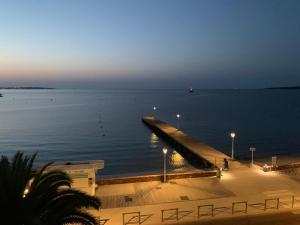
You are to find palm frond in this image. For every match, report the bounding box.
[57,209,100,225]
[0,152,102,225]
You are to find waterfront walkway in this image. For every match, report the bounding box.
[91,117,300,224]
[142,116,242,169]
[95,166,300,224]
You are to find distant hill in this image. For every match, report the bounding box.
[265,86,300,90]
[0,87,55,90]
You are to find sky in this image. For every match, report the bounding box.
[0,0,299,89]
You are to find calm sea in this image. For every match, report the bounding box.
[0,89,300,177]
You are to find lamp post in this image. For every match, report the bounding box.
[153,106,157,117]
[249,147,256,168]
[176,113,180,129]
[230,132,236,160]
[162,147,168,183]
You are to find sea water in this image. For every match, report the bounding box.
[0,89,299,177]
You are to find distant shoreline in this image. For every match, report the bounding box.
[0,87,55,90]
[0,86,299,90]
[265,86,300,90]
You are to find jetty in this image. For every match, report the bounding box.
[142,116,238,169]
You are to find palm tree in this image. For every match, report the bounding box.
[0,152,101,225]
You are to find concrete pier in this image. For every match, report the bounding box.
[142,116,234,169]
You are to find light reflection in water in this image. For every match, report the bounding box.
[171,150,185,168]
[150,133,188,171]
[150,133,159,144]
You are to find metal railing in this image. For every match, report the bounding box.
[123,211,141,225]
[264,198,279,211]
[232,201,248,214]
[198,204,214,217]
[97,217,109,225]
[101,195,300,225]
[122,211,153,225]
[161,208,179,222]
[161,208,192,222]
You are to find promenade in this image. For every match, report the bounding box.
[95,166,300,224]
[92,118,300,224]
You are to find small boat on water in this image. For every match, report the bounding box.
[0,93,3,97]
[189,88,194,93]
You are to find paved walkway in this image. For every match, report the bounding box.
[94,166,300,224]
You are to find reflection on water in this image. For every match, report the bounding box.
[150,133,159,146]
[2,89,299,176]
[171,150,185,168]
[150,131,189,171]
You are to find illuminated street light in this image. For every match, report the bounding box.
[153,106,157,117]
[249,147,256,168]
[176,113,180,129]
[162,147,168,183]
[23,188,29,198]
[230,132,236,160]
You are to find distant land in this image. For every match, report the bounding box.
[265,86,300,90]
[0,87,55,90]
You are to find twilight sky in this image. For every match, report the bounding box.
[0,0,299,88]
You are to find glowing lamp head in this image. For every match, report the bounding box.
[23,188,29,198]
[230,132,236,138]
[162,147,168,154]
[153,106,157,110]
[176,114,180,119]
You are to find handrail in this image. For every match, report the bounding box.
[161,208,179,222]
[232,201,248,214]
[123,211,141,225]
[101,195,300,225]
[198,204,214,217]
[264,198,279,211]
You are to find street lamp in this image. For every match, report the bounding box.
[230,132,236,160]
[249,147,256,168]
[176,113,180,129]
[162,147,168,183]
[153,106,157,117]
[23,188,29,198]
